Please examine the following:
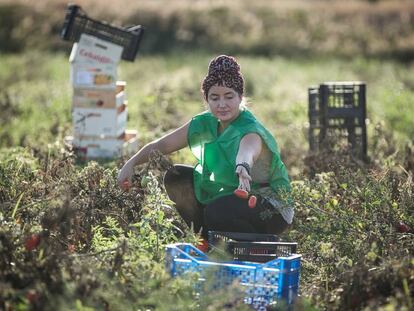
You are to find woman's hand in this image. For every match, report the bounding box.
[116,120,191,190]
[235,165,252,192]
[117,161,134,190]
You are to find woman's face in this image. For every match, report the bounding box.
[207,84,242,125]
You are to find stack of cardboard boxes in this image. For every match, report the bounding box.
[67,34,138,159]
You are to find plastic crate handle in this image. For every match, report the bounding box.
[166,243,208,261]
[262,254,302,269]
[61,4,80,41]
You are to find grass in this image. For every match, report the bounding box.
[1,51,413,174]
[1,0,414,59]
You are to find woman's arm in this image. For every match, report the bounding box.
[235,133,262,191]
[117,120,190,188]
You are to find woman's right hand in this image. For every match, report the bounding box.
[117,161,134,190]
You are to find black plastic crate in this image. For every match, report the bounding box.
[308,86,322,152]
[226,241,298,263]
[208,231,280,245]
[207,231,297,263]
[308,82,367,160]
[61,4,144,62]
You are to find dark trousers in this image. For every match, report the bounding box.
[164,164,289,238]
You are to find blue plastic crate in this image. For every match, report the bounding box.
[165,243,301,310]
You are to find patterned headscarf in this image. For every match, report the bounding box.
[201,55,244,99]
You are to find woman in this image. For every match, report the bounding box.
[117,55,293,241]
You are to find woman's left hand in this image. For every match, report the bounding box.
[235,165,252,191]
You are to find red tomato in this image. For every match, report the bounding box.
[197,239,209,253]
[26,290,38,304]
[248,195,257,209]
[397,222,411,233]
[122,180,131,190]
[234,189,249,199]
[25,234,40,251]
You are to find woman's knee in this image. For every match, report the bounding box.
[163,165,193,196]
[204,195,252,231]
[204,198,231,229]
[164,165,188,185]
[204,203,224,228]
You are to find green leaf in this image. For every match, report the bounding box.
[11,192,24,219]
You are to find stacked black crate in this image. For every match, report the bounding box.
[308,82,367,160]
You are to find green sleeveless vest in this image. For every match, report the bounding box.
[188,109,291,204]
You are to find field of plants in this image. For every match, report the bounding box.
[1,0,414,310]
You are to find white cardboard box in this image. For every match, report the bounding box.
[72,87,126,109]
[66,130,138,159]
[69,34,123,65]
[116,81,127,93]
[72,104,127,137]
[69,34,123,89]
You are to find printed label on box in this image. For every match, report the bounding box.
[76,71,94,85]
[72,87,126,109]
[70,63,117,89]
[69,34,123,65]
[72,105,128,137]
